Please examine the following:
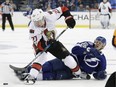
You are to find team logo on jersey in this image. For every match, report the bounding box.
[84,54,100,68]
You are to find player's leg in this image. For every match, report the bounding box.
[7,14,14,31]
[23,38,47,84]
[48,41,81,76]
[42,58,73,80]
[107,14,110,29]
[2,14,6,31]
[104,15,110,29]
[100,15,105,29]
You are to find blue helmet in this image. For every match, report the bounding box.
[95,36,106,46]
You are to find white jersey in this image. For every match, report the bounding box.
[1,2,13,14]
[98,2,112,29]
[99,2,112,15]
[29,7,63,45]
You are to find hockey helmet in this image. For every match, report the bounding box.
[6,0,10,3]
[31,9,45,27]
[94,36,106,50]
[103,0,107,2]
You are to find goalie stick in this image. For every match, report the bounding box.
[9,27,69,75]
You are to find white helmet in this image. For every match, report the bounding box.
[31,9,44,22]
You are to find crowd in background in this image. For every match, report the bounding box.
[0,0,116,11]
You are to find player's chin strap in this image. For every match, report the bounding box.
[25,27,69,69]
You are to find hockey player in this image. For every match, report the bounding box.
[112,29,116,47]
[23,6,78,84]
[98,0,112,29]
[42,36,107,80]
[23,36,107,81]
[71,36,107,80]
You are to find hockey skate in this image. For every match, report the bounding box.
[23,73,36,85]
[80,72,91,80]
[73,71,91,80]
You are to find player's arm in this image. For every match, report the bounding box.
[108,2,112,13]
[72,41,93,55]
[44,28,56,45]
[93,54,107,80]
[112,29,116,47]
[9,4,14,16]
[60,6,76,28]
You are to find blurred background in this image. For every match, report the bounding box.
[0,0,116,11]
[0,0,116,29]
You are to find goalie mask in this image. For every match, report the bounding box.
[31,9,45,27]
[94,36,106,50]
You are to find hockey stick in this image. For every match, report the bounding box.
[25,27,68,67]
[9,27,69,71]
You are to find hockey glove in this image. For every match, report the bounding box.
[61,7,76,29]
[93,71,107,80]
[45,30,56,45]
[65,16,76,28]
[47,39,56,45]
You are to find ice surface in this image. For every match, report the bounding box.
[0,28,116,87]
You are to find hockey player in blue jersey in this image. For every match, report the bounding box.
[41,36,107,80]
[71,36,107,80]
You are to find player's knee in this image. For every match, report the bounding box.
[42,59,65,72]
[42,61,53,72]
[63,55,77,69]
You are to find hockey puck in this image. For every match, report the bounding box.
[3,83,8,85]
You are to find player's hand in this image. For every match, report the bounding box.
[93,71,107,80]
[47,39,56,45]
[46,30,55,40]
[65,16,76,28]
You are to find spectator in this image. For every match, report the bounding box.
[70,0,77,11]
[77,0,85,11]
[46,1,52,11]
[77,4,85,11]
[77,0,84,6]
[85,5,90,12]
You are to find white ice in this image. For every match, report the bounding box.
[0,28,116,87]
